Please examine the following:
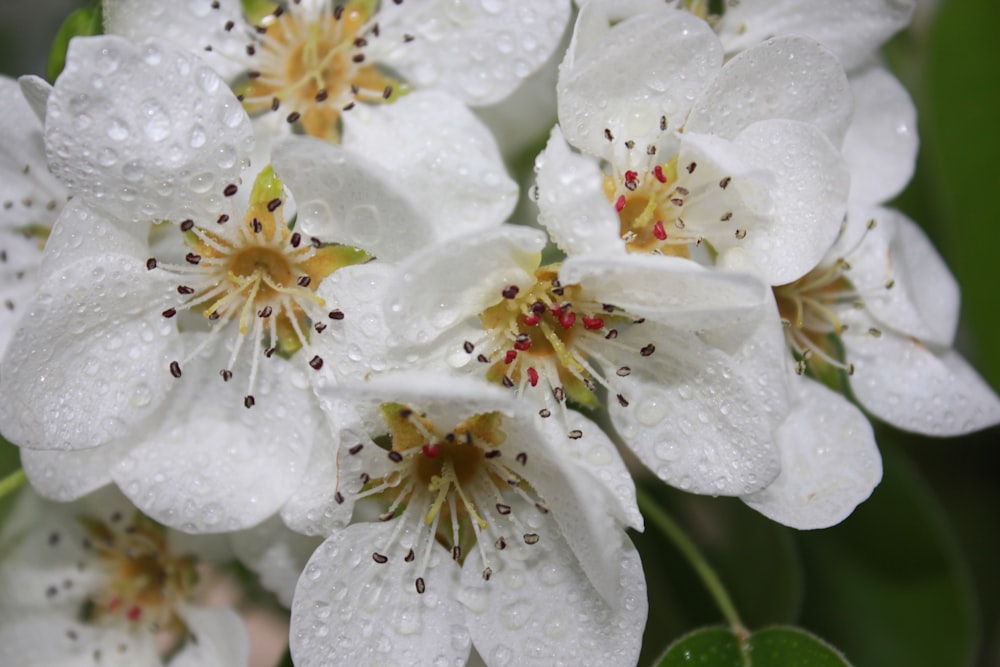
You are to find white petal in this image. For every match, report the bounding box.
[838,208,959,346]
[534,126,626,257]
[376,0,571,105]
[20,439,134,501]
[17,75,51,123]
[271,135,431,262]
[342,91,517,235]
[505,418,630,605]
[231,516,323,607]
[45,36,253,225]
[459,531,645,667]
[843,64,918,204]
[686,36,852,147]
[560,254,770,330]
[681,120,849,285]
[312,262,401,384]
[716,0,915,72]
[0,618,158,667]
[172,605,249,667]
[0,208,174,451]
[279,406,377,536]
[537,411,643,531]
[558,8,721,157]
[290,521,468,667]
[846,329,1000,436]
[608,318,787,496]
[742,376,881,529]
[103,0,248,81]
[0,75,66,231]
[111,346,319,532]
[383,226,546,347]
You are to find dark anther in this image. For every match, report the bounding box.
[169,361,182,378]
[348,444,363,455]
[640,344,656,357]
[244,395,255,408]
[516,452,528,465]
[267,198,282,212]
[415,577,425,594]
[463,341,474,353]
[297,276,311,287]
[523,533,540,545]
[286,111,301,123]
[501,284,519,299]
[309,355,324,370]
[388,451,403,463]
[372,552,388,564]
[220,369,233,382]
[329,309,345,320]
[496,503,511,515]
[162,307,177,318]
[145,258,157,270]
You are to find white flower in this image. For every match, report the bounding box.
[549,5,851,285]
[383,225,791,498]
[0,76,69,357]
[773,207,1000,436]
[0,35,419,531]
[104,0,571,139]
[287,372,646,667]
[0,486,247,667]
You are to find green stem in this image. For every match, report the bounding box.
[0,468,26,500]
[635,484,747,637]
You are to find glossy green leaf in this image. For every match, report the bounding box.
[656,626,743,667]
[794,442,975,667]
[656,625,851,667]
[46,3,103,83]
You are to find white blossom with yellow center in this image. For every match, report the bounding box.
[381,226,791,500]
[104,0,571,140]
[545,5,852,286]
[0,35,422,533]
[0,486,247,666]
[286,373,646,666]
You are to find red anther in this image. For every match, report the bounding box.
[582,316,604,330]
[527,368,539,387]
[559,312,577,328]
[505,350,517,364]
[524,313,540,326]
[615,195,626,212]
[514,337,532,351]
[127,606,142,621]
[653,220,667,240]
[653,165,667,183]
[624,170,638,184]
[421,443,440,458]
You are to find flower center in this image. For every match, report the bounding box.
[599,125,742,256]
[240,1,404,139]
[151,166,368,406]
[773,219,891,377]
[340,404,549,592]
[469,265,637,412]
[74,510,198,654]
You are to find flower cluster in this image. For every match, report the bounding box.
[0,0,997,665]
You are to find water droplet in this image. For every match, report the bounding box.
[139,98,171,142]
[636,394,669,426]
[130,383,152,407]
[345,204,381,245]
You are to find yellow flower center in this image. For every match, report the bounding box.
[240,2,404,140]
[153,166,368,405]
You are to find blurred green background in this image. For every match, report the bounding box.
[0,1,997,666]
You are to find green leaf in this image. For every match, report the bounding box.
[656,625,851,667]
[46,3,103,83]
[794,442,975,667]
[656,626,743,666]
